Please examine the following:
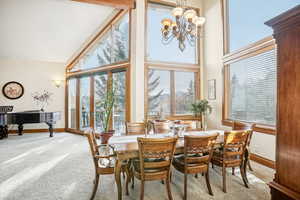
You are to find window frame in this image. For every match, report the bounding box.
[221,0,276,135]
[145,64,201,119]
[65,10,131,134]
[145,0,201,66]
[144,0,202,120]
[66,10,130,73]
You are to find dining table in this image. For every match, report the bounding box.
[108,129,226,200]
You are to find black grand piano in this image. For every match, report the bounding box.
[0,106,61,139]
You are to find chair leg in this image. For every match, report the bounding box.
[194,174,198,178]
[212,163,214,169]
[161,180,165,184]
[243,160,249,184]
[232,167,235,175]
[222,166,227,193]
[184,174,187,200]
[140,180,145,200]
[131,176,135,189]
[205,171,213,196]
[90,174,100,200]
[125,166,131,195]
[122,171,126,179]
[240,165,249,188]
[166,176,173,200]
[248,160,253,171]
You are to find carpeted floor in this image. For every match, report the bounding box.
[0,133,274,200]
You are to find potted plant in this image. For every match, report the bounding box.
[190,99,212,131]
[97,89,116,144]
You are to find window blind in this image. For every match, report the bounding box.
[229,49,277,125]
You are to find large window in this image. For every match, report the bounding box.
[113,71,126,132]
[228,49,276,125]
[146,2,200,118]
[228,0,298,52]
[148,69,197,117]
[70,12,129,71]
[80,77,90,130]
[66,11,130,134]
[223,1,297,127]
[94,73,108,132]
[147,3,198,64]
[68,79,77,129]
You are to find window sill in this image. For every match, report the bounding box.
[222,119,276,135]
[166,115,201,121]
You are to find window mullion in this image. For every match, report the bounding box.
[170,71,175,116]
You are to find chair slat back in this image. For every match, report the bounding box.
[153,121,170,134]
[126,122,146,135]
[184,134,219,165]
[85,129,100,169]
[137,137,178,176]
[223,130,250,160]
[232,121,255,146]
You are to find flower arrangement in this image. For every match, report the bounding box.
[32,90,53,111]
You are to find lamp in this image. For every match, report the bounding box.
[183,9,197,21]
[161,0,206,51]
[53,80,63,88]
[172,7,184,17]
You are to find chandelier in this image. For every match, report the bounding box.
[161,0,206,52]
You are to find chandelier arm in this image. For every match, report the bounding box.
[186,33,197,47]
[162,33,175,45]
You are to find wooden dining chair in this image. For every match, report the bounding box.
[211,130,250,193]
[126,122,146,135]
[232,121,256,172]
[85,129,129,200]
[172,133,219,199]
[153,121,170,134]
[128,137,178,200]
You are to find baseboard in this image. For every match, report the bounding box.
[250,153,276,169]
[8,128,66,134]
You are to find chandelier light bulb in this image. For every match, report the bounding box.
[193,16,206,26]
[161,18,172,29]
[183,9,197,21]
[172,7,184,17]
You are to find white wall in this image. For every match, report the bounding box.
[0,58,65,130]
[130,0,146,122]
[202,0,276,161]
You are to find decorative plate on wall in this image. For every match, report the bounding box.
[2,81,24,100]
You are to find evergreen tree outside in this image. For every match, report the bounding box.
[148,69,164,115]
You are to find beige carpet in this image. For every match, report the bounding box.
[0,133,273,200]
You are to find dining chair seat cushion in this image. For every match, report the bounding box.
[172,155,208,174]
[211,151,242,167]
[132,158,169,180]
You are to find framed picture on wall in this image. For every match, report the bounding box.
[208,79,216,100]
[2,81,24,100]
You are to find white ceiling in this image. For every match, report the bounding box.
[0,0,116,63]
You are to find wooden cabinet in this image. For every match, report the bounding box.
[265,5,300,200]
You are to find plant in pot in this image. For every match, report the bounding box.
[190,99,212,131]
[97,89,116,144]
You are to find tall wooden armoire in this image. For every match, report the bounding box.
[265,5,300,200]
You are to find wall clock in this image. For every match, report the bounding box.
[2,81,24,100]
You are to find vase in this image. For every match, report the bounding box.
[201,112,208,131]
[100,130,115,144]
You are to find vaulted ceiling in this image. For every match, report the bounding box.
[0,0,116,63]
